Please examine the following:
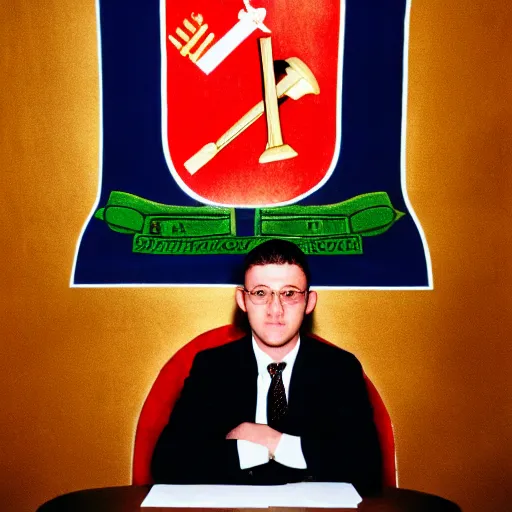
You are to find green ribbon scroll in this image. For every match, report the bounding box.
[95,191,404,255]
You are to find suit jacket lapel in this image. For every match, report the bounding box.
[230,335,259,423]
[285,335,313,433]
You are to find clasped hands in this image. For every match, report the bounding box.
[226,422,282,456]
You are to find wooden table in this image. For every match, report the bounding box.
[37,485,461,511]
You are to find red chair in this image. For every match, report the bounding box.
[132,324,397,487]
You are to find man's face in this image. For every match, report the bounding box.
[236,263,317,351]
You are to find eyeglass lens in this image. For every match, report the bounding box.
[246,287,305,305]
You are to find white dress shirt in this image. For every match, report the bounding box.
[237,337,307,470]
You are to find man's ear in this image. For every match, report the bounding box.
[235,287,247,312]
[305,290,317,315]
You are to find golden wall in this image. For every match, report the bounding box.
[1,1,511,511]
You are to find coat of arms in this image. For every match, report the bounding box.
[163,0,340,206]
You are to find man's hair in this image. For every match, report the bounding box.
[243,239,311,288]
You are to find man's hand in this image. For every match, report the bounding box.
[226,422,282,455]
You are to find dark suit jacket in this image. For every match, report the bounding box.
[151,335,382,494]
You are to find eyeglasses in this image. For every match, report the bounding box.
[242,286,308,305]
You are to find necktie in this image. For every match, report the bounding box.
[267,362,288,429]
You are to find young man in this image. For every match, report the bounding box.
[152,239,382,494]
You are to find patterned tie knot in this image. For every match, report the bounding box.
[267,362,287,377]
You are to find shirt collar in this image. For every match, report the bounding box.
[251,335,301,375]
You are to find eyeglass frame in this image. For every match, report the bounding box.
[239,285,309,306]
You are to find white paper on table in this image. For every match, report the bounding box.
[141,482,362,508]
[141,484,269,508]
[270,482,363,508]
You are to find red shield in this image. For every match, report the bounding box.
[163,0,342,206]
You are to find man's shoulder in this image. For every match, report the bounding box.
[193,335,252,365]
[302,334,362,368]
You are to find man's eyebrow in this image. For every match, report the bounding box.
[249,284,302,289]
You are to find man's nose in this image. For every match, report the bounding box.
[267,291,284,315]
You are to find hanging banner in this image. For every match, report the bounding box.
[72,0,432,288]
